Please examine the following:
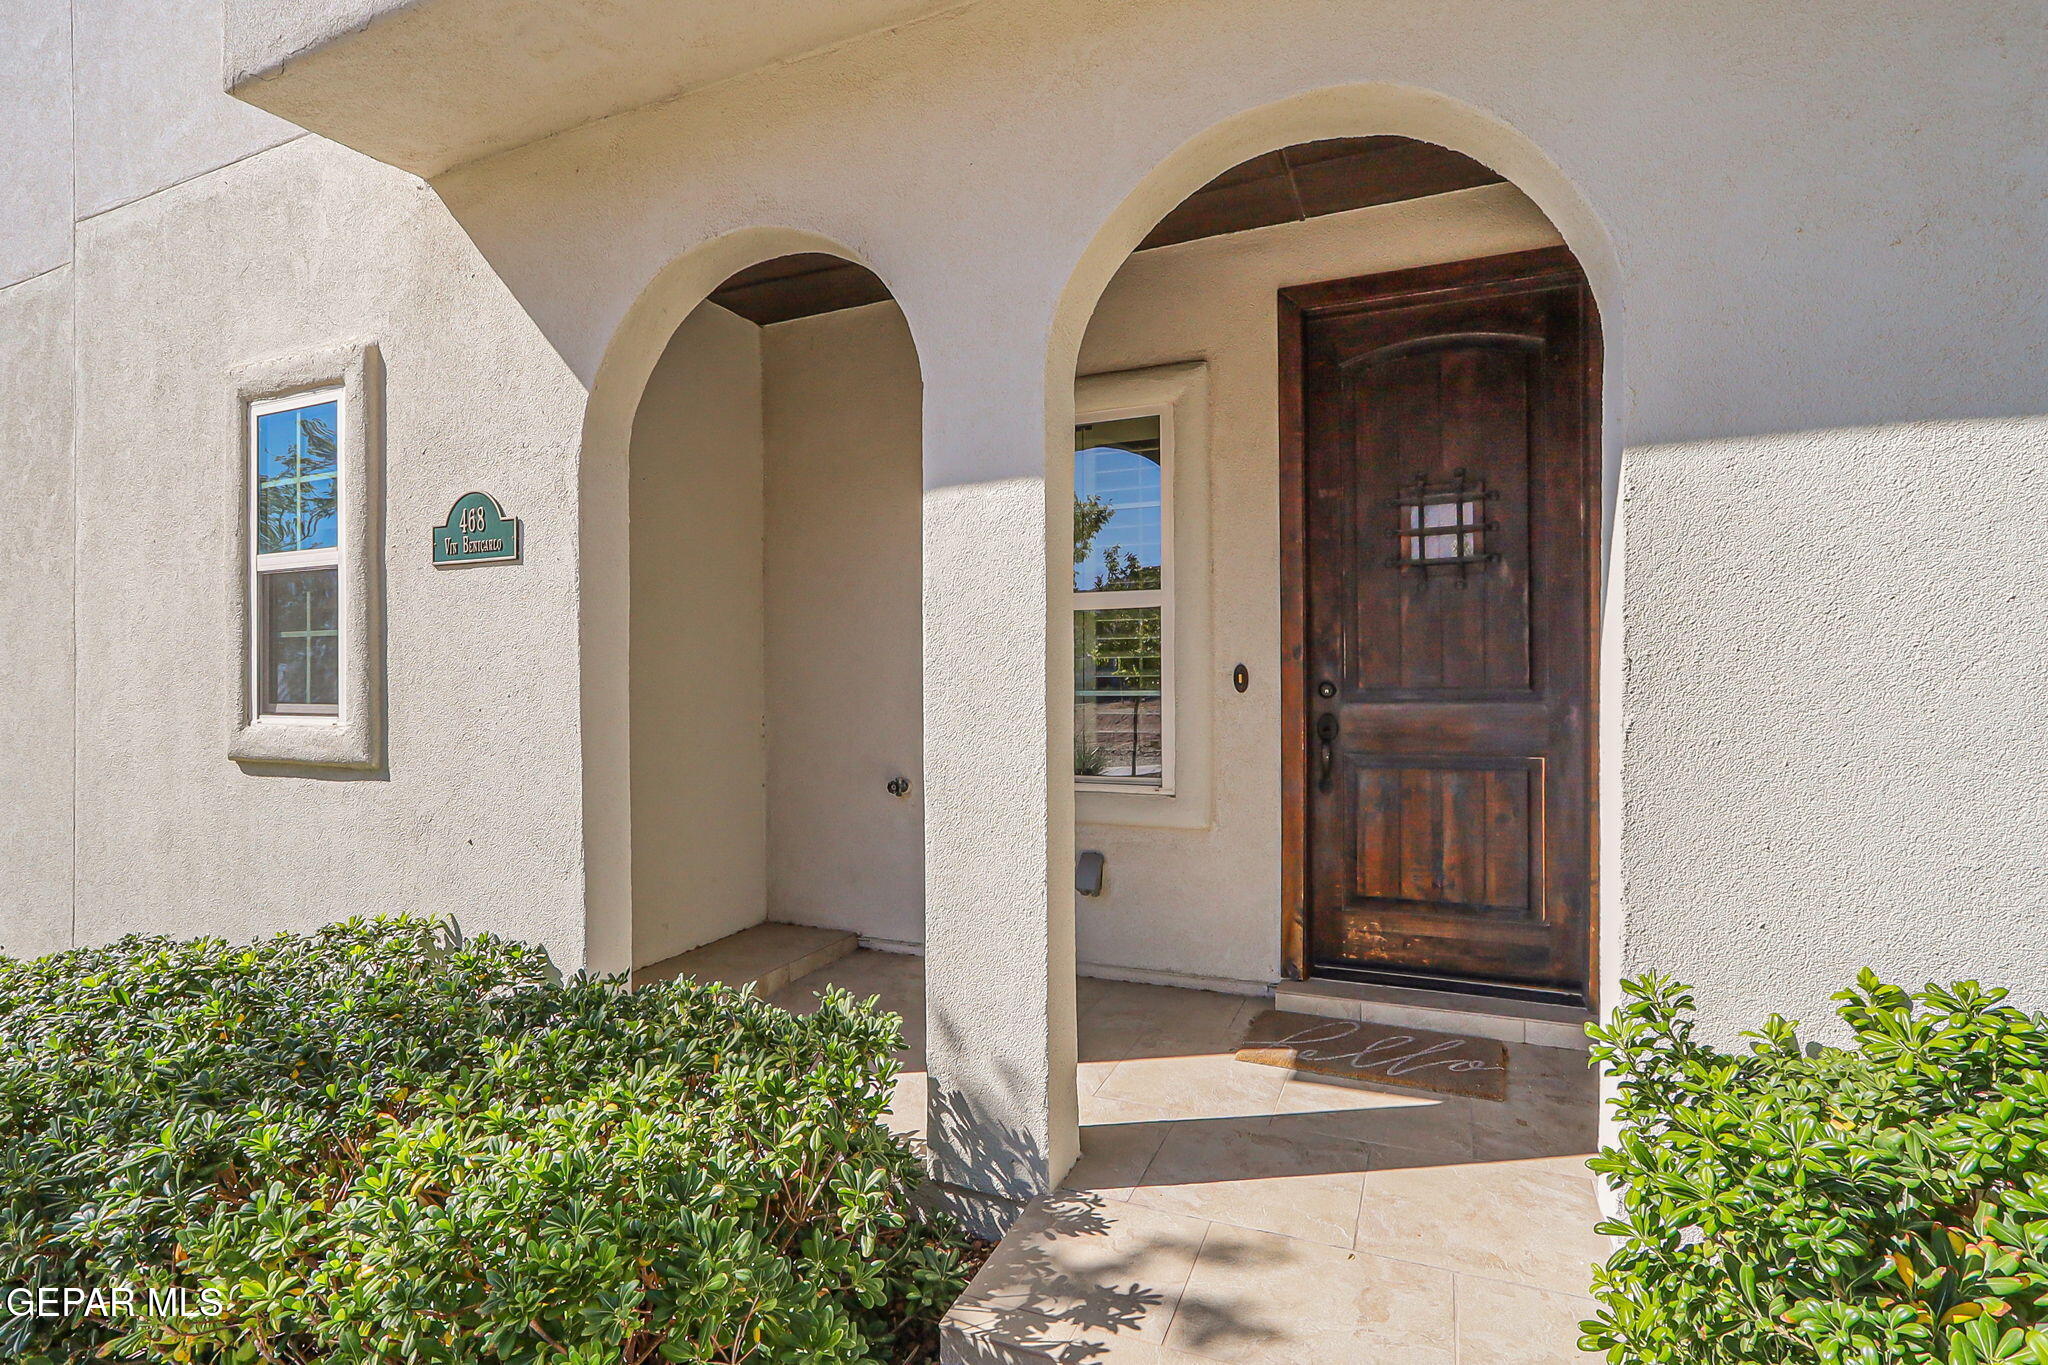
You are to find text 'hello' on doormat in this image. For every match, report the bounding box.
[1236,1008,1508,1101]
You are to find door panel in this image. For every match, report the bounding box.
[1282,249,1597,1001]
[1349,343,1535,695]
[1351,759,1533,912]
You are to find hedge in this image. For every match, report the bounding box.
[0,916,973,1363]
[1587,971,2048,1364]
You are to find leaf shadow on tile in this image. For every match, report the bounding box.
[949,1192,1295,1362]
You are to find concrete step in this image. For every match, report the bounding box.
[1273,978,1593,1051]
[630,921,856,996]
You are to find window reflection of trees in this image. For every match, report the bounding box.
[1073,423,1167,784]
[257,412,338,554]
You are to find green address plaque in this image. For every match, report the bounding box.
[433,492,522,567]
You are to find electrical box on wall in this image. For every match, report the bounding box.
[1076,850,1106,897]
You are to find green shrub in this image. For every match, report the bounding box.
[0,916,972,1364]
[1585,971,2048,1365]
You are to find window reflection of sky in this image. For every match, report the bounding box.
[1074,443,1161,591]
[256,401,339,553]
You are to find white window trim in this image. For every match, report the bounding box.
[227,341,384,769]
[1074,361,1211,830]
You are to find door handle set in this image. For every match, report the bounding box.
[1315,712,1339,792]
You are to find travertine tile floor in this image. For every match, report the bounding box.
[768,951,1607,1364]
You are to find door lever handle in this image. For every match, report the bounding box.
[1315,713,1339,792]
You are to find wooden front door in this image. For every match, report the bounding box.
[1280,248,1599,1003]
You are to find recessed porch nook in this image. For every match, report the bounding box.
[226,0,1631,1228]
[576,119,1608,1232]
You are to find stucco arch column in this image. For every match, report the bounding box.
[915,297,1080,1212]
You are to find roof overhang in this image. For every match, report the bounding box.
[225,0,956,177]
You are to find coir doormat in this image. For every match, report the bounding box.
[1236,1009,1508,1101]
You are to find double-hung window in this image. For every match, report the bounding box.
[1073,410,1172,791]
[230,342,381,769]
[250,391,344,716]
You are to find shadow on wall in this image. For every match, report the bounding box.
[927,1080,1050,1218]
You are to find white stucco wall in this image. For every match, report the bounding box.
[0,0,73,288]
[763,302,926,948]
[1071,183,1563,991]
[629,301,770,965]
[73,0,299,218]
[0,268,76,959]
[1621,418,2048,1040]
[63,135,590,966]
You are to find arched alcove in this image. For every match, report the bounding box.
[577,233,925,975]
[1042,87,1619,1206]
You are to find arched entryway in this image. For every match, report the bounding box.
[590,241,927,980]
[934,89,1626,1362]
[1053,112,1611,1008]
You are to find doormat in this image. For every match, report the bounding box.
[1236,1009,1508,1101]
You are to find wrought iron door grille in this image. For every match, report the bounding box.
[1385,469,1500,582]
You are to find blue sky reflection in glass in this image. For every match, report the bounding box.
[256,401,338,554]
[1074,414,1162,592]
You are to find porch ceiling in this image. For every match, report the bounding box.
[1140,137,1505,250]
[701,138,1508,326]
[223,0,958,177]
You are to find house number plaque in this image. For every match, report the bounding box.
[432,492,522,567]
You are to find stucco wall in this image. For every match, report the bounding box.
[0,268,76,959]
[0,0,72,287]
[64,134,590,966]
[763,302,926,947]
[1621,418,2048,1039]
[74,0,299,219]
[0,0,80,957]
[1071,183,1563,991]
[628,301,770,965]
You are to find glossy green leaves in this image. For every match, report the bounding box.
[1584,971,2048,1364]
[0,916,972,1364]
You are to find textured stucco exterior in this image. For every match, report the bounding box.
[66,137,591,967]
[1620,417,2048,1036]
[0,0,73,287]
[629,302,770,966]
[0,268,75,961]
[76,0,300,219]
[2,0,2044,1202]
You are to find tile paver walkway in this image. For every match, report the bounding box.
[767,950,1606,1364]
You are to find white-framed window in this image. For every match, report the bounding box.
[249,390,344,717]
[1072,362,1210,828]
[227,340,383,770]
[1073,408,1174,794]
